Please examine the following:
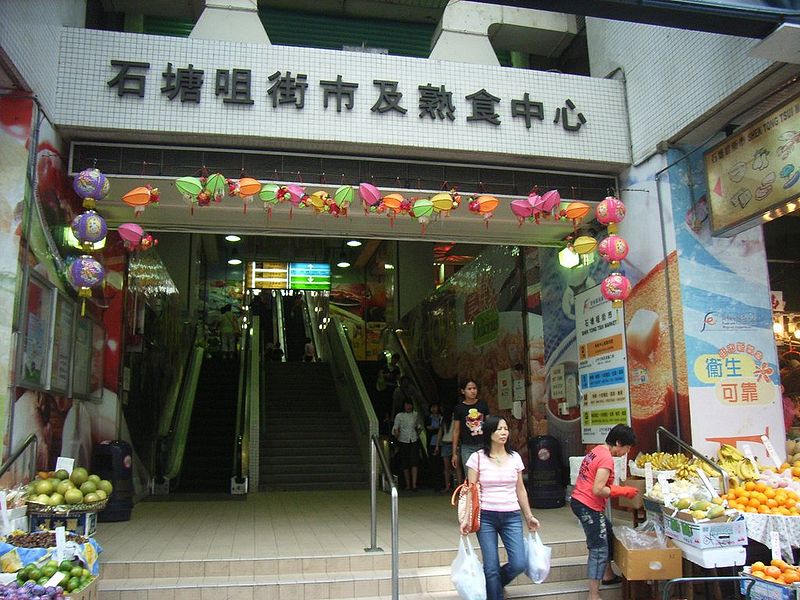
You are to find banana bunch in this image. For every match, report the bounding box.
[673,458,720,480]
[635,452,690,471]
[716,444,759,484]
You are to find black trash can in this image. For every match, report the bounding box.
[528,435,565,508]
[93,440,133,522]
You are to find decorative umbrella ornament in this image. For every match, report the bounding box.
[510,198,536,225]
[203,173,228,203]
[598,234,629,270]
[259,183,292,218]
[73,168,109,208]
[118,223,144,251]
[71,210,107,252]
[596,195,626,233]
[359,183,382,213]
[175,176,204,214]
[601,272,632,309]
[67,254,105,315]
[307,191,329,214]
[410,197,434,233]
[122,185,160,217]
[228,177,262,214]
[468,195,500,226]
[331,185,354,217]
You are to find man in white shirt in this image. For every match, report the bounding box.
[392,400,423,491]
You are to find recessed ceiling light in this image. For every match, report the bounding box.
[228,258,242,265]
[346,240,362,247]
[225,235,241,242]
[336,261,351,268]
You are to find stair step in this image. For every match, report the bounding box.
[259,471,368,483]
[260,464,365,475]
[260,455,363,466]
[262,446,359,457]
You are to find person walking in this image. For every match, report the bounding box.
[450,378,490,476]
[570,424,638,600]
[436,407,457,492]
[392,399,423,491]
[303,337,316,362]
[219,304,239,360]
[462,415,540,600]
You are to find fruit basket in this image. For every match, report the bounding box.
[25,500,107,515]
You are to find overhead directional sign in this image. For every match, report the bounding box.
[289,263,331,291]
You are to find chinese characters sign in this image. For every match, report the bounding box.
[575,285,630,444]
[692,342,775,407]
[705,93,800,236]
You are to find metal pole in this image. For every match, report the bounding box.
[661,576,753,600]
[365,439,379,552]
[391,486,399,600]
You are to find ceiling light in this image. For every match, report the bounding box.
[384,263,395,270]
[346,240,362,247]
[558,246,580,269]
[228,258,242,266]
[337,261,351,268]
[225,235,241,242]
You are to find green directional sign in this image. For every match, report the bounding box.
[289,263,331,290]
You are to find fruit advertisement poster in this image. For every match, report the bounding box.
[668,147,783,462]
[575,284,630,444]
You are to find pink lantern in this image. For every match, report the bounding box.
[598,235,629,269]
[118,223,144,251]
[510,198,535,225]
[359,183,382,212]
[539,190,561,214]
[286,184,307,206]
[596,195,626,233]
[601,273,632,308]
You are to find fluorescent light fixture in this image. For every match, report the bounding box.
[225,235,241,242]
[558,246,580,269]
[384,263,395,270]
[346,240,362,247]
[336,261,351,268]
[228,258,242,266]
[64,227,105,251]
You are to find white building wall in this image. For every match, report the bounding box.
[586,18,772,165]
[0,0,85,118]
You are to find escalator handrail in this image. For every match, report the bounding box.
[0,434,38,482]
[232,315,257,483]
[386,328,430,454]
[301,292,324,363]
[158,323,197,438]
[162,343,205,481]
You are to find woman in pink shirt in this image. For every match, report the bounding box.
[570,424,638,600]
[462,416,540,600]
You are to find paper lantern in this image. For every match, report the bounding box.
[259,184,291,218]
[381,193,405,212]
[468,195,500,225]
[122,185,159,216]
[539,190,561,214]
[204,173,227,203]
[68,255,105,315]
[285,184,307,207]
[431,192,457,214]
[601,273,632,309]
[73,168,109,206]
[176,176,203,201]
[572,235,597,256]
[228,177,262,213]
[596,195,626,233]
[359,183,382,212]
[334,186,354,209]
[71,210,107,251]
[598,234,629,269]
[118,223,144,251]
[510,198,535,224]
[564,202,590,221]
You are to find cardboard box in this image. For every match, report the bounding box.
[670,538,746,569]
[618,477,646,510]
[739,573,800,600]
[612,532,683,581]
[28,511,97,537]
[67,577,98,600]
[663,510,747,549]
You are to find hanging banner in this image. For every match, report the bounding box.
[575,284,630,443]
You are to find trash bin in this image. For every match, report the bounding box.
[528,435,565,508]
[93,440,133,522]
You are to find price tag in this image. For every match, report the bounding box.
[44,571,66,588]
[0,492,10,535]
[742,444,761,474]
[55,457,75,475]
[55,526,66,562]
[645,463,654,495]
[771,531,782,562]
[696,469,719,498]
[761,436,782,470]
[657,473,672,505]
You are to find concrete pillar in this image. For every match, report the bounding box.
[190,0,270,45]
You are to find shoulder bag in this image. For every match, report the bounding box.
[451,452,481,534]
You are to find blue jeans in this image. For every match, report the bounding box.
[475,510,526,600]
[570,497,613,581]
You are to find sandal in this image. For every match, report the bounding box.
[601,575,623,585]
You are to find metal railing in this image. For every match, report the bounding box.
[231,315,258,493]
[369,434,399,600]
[656,427,729,494]
[0,434,38,482]
[662,576,754,599]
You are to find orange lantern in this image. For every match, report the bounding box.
[122,185,159,217]
[564,201,590,221]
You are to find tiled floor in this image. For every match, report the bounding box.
[95,490,630,563]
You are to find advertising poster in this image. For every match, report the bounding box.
[48,293,75,394]
[18,273,53,390]
[669,147,783,461]
[575,285,630,443]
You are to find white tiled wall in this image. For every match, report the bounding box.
[587,17,771,165]
[54,29,630,169]
[0,0,85,118]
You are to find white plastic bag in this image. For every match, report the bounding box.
[525,532,552,584]
[451,536,486,600]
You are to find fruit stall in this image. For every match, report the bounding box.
[0,465,111,599]
[611,436,800,599]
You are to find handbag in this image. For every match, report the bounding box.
[451,452,481,534]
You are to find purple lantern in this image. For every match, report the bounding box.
[68,255,105,316]
[71,210,107,251]
[72,168,109,205]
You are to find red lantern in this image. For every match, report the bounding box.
[601,273,632,308]
[598,235,629,269]
[596,195,626,233]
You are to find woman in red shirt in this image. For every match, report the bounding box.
[570,424,638,600]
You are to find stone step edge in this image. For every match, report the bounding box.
[99,557,587,589]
